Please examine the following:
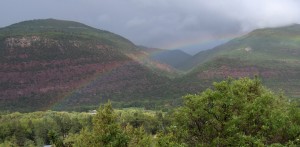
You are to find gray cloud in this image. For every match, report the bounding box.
[1,0,300,54]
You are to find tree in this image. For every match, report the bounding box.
[72,101,129,147]
[125,124,152,147]
[48,130,64,147]
[174,77,300,146]
[156,131,186,147]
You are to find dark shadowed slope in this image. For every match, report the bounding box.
[149,49,192,69]
[139,46,192,71]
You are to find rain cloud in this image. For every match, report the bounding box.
[1,0,300,54]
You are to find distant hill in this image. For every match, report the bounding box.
[0,19,173,111]
[140,47,192,70]
[178,24,300,98]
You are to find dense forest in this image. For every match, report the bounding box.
[1,78,300,146]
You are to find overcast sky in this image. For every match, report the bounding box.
[1,0,300,54]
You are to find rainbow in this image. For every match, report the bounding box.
[48,61,131,110]
[48,33,243,110]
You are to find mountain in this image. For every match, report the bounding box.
[142,47,192,69]
[178,24,300,98]
[2,19,300,111]
[0,19,172,111]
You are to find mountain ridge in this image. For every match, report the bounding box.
[0,19,173,111]
[178,23,300,71]
[1,19,300,112]
[178,24,300,98]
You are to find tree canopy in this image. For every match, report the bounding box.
[173,77,300,146]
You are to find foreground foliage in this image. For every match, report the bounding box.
[173,77,300,146]
[0,111,92,146]
[0,78,299,146]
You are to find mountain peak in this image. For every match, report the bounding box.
[7,18,91,29]
[0,19,171,111]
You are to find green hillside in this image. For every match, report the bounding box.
[179,24,300,98]
[0,19,174,112]
[181,24,300,70]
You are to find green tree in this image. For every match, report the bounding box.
[48,130,64,147]
[156,131,186,147]
[67,128,94,147]
[125,125,152,147]
[174,77,300,146]
[72,101,129,147]
[52,113,72,138]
